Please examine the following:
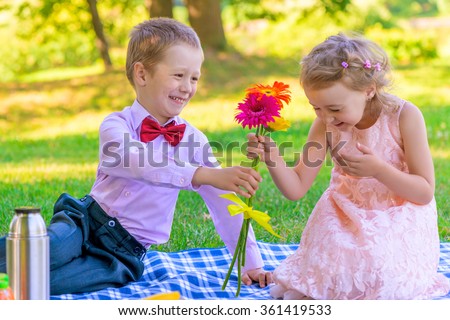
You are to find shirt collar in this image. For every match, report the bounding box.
[130,100,180,131]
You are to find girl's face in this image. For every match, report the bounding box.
[304,81,375,131]
[135,43,204,124]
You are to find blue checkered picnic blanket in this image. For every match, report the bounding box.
[52,242,450,300]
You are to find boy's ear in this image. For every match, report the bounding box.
[133,62,147,86]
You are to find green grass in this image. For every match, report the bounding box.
[1,54,449,251]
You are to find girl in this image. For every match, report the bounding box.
[248,33,450,299]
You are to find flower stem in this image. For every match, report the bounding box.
[236,218,251,297]
[221,217,248,291]
[236,247,242,297]
[222,125,263,296]
[240,219,250,267]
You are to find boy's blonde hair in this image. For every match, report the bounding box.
[126,18,202,87]
[300,33,394,108]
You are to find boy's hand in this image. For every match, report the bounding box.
[192,166,262,198]
[242,268,273,288]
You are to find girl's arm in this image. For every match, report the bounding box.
[248,118,328,200]
[376,102,435,204]
[342,102,435,205]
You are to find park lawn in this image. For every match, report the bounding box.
[0,55,449,251]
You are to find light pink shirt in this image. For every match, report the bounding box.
[90,100,263,271]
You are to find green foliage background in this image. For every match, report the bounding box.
[1,0,449,79]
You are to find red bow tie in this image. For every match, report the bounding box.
[140,117,186,146]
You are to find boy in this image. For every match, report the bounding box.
[0,18,271,294]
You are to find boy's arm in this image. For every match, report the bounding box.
[98,114,198,189]
[192,166,261,199]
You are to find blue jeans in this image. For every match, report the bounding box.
[0,193,146,295]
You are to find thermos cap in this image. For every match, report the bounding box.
[14,207,41,214]
[8,207,47,237]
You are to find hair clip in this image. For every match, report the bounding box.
[363,60,372,69]
[374,62,382,71]
[341,61,349,69]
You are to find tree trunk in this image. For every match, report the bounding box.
[185,0,227,51]
[86,0,113,70]
[145,0,173,18]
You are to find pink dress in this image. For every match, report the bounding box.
[271,101,450,299]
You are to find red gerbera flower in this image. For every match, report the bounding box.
[245,81,291,108]
[235,93,281,129]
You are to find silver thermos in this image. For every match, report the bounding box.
[6,207,50,299]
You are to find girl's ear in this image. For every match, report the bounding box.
[365,85,376,100]
[133,62,147,86]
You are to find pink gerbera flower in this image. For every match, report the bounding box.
[234,93,281,129]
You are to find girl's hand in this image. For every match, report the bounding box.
[340,143,385,178]
[241,268,273,288]
[247,133,278,165]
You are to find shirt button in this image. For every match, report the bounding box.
[180,178,185,184]
[124,191,130,197]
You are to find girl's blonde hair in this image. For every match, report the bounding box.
[126,18,202,87]
[300,32,394,109]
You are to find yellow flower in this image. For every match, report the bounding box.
[220,193,282,238]
[267,116,291,132]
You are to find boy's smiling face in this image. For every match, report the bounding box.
[135,43,204,124]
